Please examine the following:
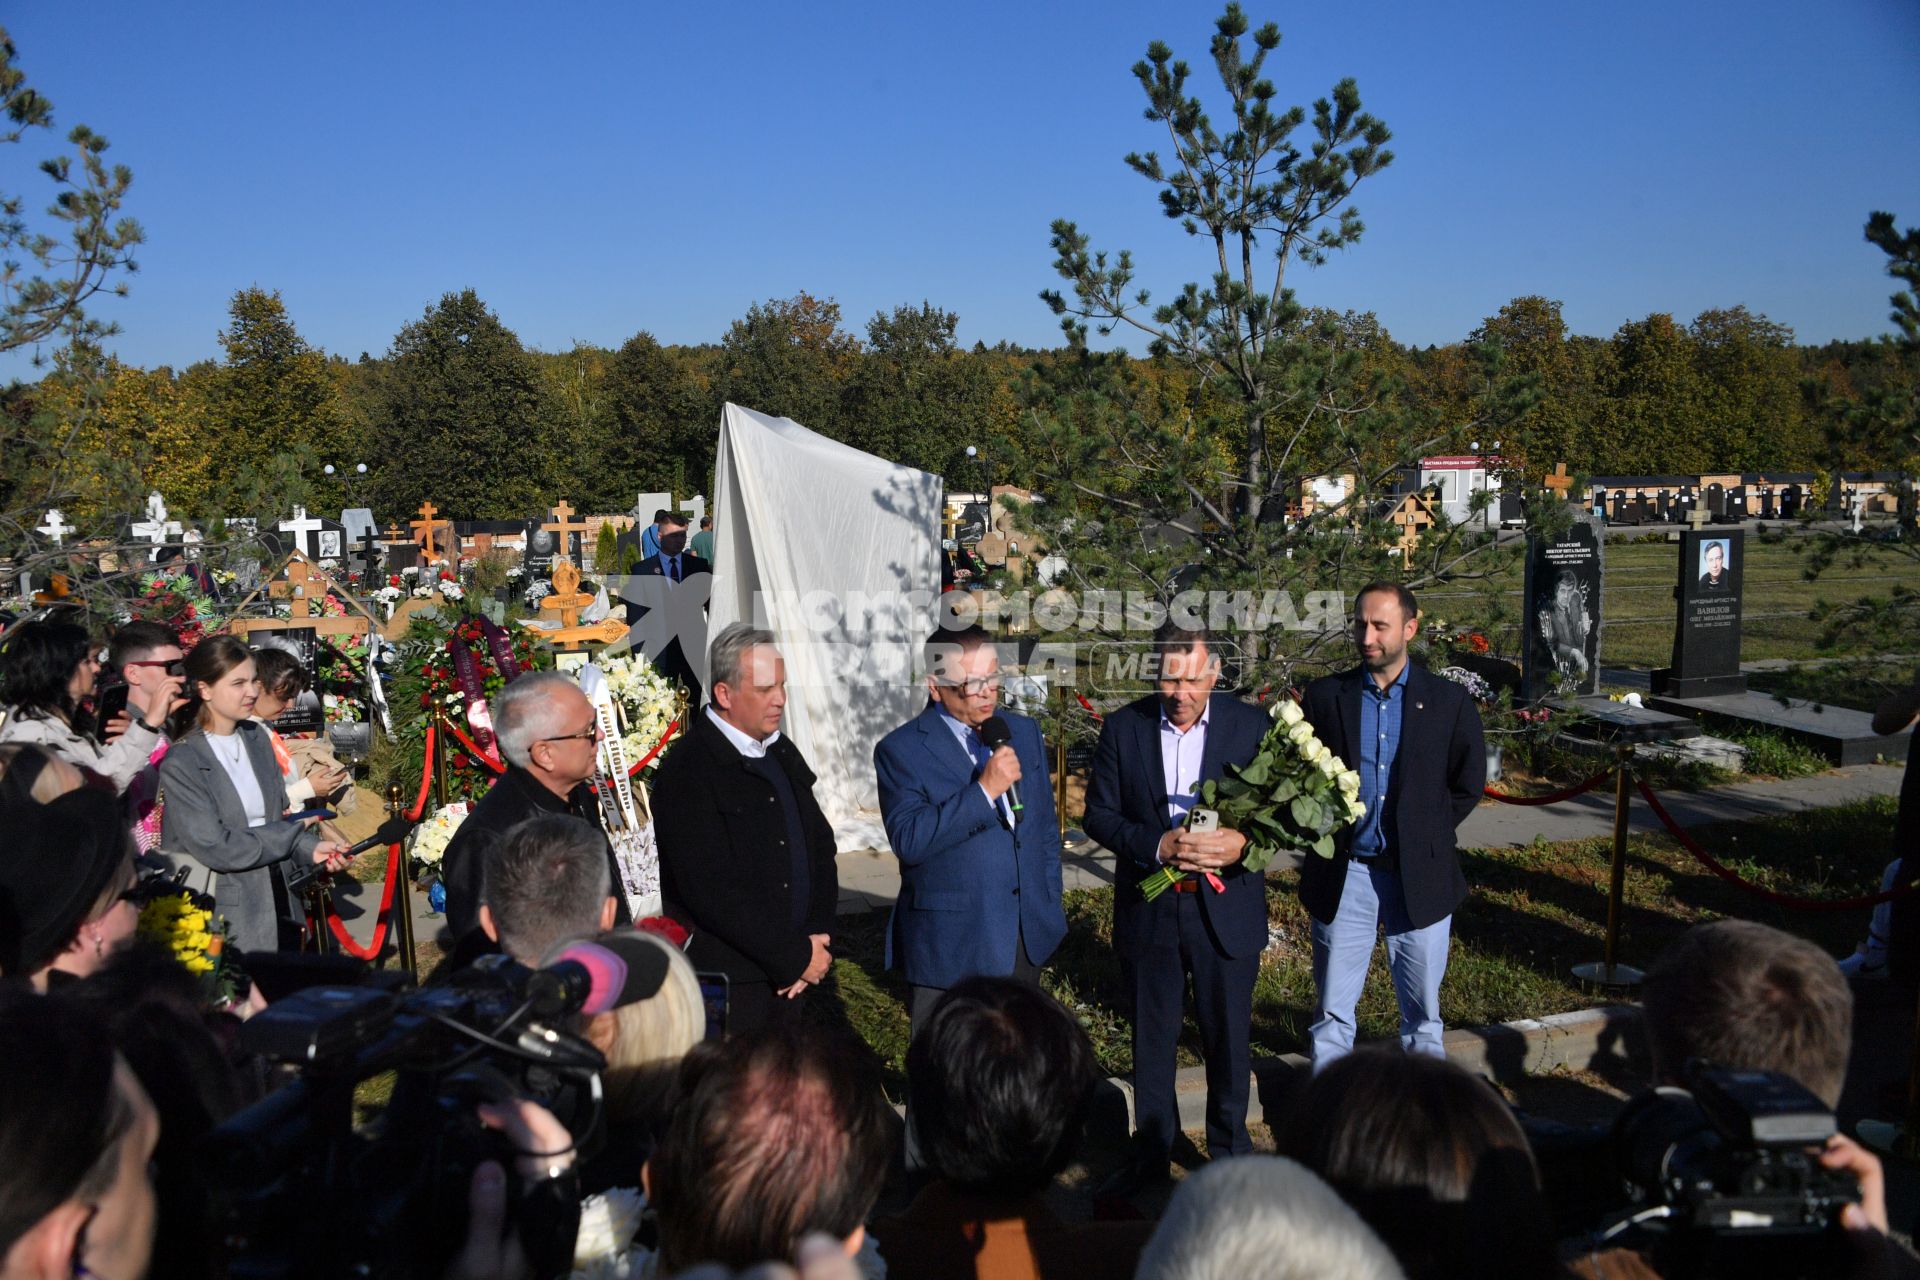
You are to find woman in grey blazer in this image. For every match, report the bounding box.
[159,637,348,953]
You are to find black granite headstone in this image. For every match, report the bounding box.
[1782,484,1803,518]
[1651,528,1746,699]
[1707,483,1726,519]
[1522,516,1602,700]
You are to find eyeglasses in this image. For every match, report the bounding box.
[541,721,602,744]
[939,676,1002,697]
[123,658,185,677]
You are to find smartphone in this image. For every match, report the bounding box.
[94,682,130,733]
[696,971,730,1040]
[1187,807,1219,833]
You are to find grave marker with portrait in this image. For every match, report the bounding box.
[1651,528,1747,699]
[1522,515,1602,700]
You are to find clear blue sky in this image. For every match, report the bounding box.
[6,0,1918,373]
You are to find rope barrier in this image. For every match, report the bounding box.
[1074,692,1104,720]
[324,841,404,960]
[438,714,507,775]
[626,718,681,776]
[1483,770,1613,807]
[406,724,435,820]
[1633,776,1920,913]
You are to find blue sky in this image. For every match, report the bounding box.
[5,0,1917,373]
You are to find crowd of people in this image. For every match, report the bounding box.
[2,591,1918,1278]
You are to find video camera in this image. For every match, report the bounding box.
[1533,1062,1860,1278]
[203,952,611,1279]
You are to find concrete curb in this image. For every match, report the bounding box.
[1095,1002,1647,1140]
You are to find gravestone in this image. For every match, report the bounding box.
[1650,527,1746,699]
[312,517,347,563]
[1522,515,1602,700]
[352,526,383,589]
[1782,484,1804,518]
[381,524,420,575]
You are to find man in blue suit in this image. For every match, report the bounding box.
[1083,623,1269,1196]
[874,625,1067,1030]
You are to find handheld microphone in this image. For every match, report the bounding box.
[977,716,1023,817]
[286,815,418,890]
[530,929,674,1018]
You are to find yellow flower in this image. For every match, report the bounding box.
[185,955,215,974]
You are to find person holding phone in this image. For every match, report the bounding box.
[106,620,191,851]
[0,619,179,795]
[249,645,354,814]
[158,635,349,953]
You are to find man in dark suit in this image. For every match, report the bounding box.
[630,511,711,701]
[1083,623,1269,1194]
[1299,582,1485,1071]
[441,672,632,948]
[874,625,1067,1031]
[653,622,839,1035]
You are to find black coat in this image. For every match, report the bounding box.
[626,552,712,700]
[1299,664,1486,930]
[1083,693,1272,961]
[440,766,632,942]
[653,710,839,990]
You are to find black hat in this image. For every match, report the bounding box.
[0,788,132,976]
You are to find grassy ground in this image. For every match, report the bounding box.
[836,798,1901,1082]
[1420,533,1920,669]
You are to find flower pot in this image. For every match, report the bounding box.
[1485,742,1504,784]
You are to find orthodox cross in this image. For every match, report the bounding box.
[542,500,591,564]
[411,501,451,562]
[1542,463,1574,501]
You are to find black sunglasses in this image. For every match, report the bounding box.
[123,658,185,678]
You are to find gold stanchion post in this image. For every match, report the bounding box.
[1054,686,1068,840]
[1572,743,1645,988]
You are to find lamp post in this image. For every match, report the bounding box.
[324,462,371,508]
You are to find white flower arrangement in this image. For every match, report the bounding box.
[408,800,471,876]
[525,579,553,607]
[372,584,403,620]
[595,653,682,772]
[439,581,465,602]
[568,1187,647,1280]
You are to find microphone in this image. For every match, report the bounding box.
[531,929,674,1018]
[977,716,1023,818]
[286,815,418,890]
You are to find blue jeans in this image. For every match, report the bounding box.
[1308,857,1451,1070]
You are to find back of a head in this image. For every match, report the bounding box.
[590,929,706,1128]
[1643,919,1852,1108]
[651,1021,893,1272]
[1280,1050,1557,1280]
[0,618,91,720]
[481,814,611,965]
[906,976,1096,1198]
[1134,1156,1404,1280]
[0,985,133,1257]
[247,645,307,700]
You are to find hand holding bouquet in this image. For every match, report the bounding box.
[1139,697,1368,901]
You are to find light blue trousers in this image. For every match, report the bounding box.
[1309,857,1451,1071]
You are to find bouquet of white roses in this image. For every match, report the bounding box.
[595,653,682,774]
[1138,697,1367,901]
[408,800,471,878]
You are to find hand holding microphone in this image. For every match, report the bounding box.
[976,716,1024,818]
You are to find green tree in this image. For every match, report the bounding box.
[717,292,859,439]
[1466,297,1589,470]
[0,26,142,357]
[370,289,560,520]
[843,302,999,474]
[204,287,355,504]
[1595,313,1709,474]
[1688,306,1810,470]
[600,331,715,505]
[1015,5,1530,680]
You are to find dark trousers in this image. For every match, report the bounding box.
[908,932,1038,1035]
[1122,890,1257,1161]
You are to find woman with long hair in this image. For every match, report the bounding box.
[157,635,348,953]
[0,618,180,794]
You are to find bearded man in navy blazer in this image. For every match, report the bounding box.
[1300,582,1485,1072]
[874,625,1067,1031]
[1083,622,1269,1196]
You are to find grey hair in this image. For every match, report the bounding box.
[707,622,778,696]
[1134,1156,1405,1280]
[493,672,581,769]
[481,815,612,966]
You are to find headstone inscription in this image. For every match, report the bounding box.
[1651,527,1747,699]
[1522,515,1602,701]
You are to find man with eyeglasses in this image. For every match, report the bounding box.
[441,672,632,949]
[874,624,1066,1033]
[105,621,187,853]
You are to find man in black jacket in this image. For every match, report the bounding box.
[629,512,712,702]
[440,672,632,946]
[1300,583,1485,1071]
[653,622,839,1034]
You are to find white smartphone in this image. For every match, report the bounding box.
[1187,807,1219,833]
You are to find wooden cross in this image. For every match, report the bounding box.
[1543,462,1573,500]
[269,558,320,619]
[530,558,626,650]
[1687,506,1712,532]
[411,501,451,561]
[542,500,591,561]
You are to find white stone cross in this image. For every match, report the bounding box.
[130,492,183,558]
[36,509,73,546]
[278,505,324,558]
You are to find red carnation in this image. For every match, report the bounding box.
[636,916,690,949]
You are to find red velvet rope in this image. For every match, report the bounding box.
[626,718,681,776]
[1074,692,1104,720]
[438,714,508,775]
[320,723,436,961]
[1483,769,1613,806]
[1634,776,1919,913]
